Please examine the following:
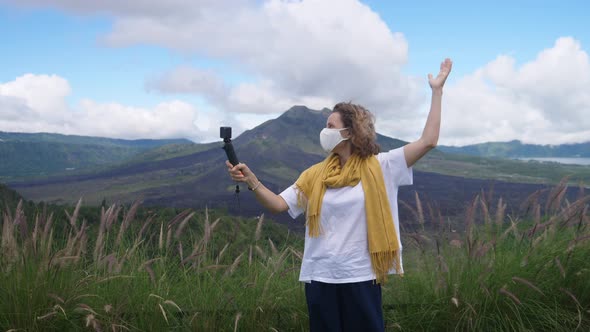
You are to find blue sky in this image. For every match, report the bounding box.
[0,0,589,145]
[368,1,588,73]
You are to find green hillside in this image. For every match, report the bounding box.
[416,150,590,185]
[0,183,25,209]
[126,142,218,163]
[438,140,590,158]
[0,131,190,148]
[0,131,193,180]
[7,106,590,218]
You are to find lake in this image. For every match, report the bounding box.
[516,157,590,166]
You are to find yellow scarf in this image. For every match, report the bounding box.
[295,153,401,283]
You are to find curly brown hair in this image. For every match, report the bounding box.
[332,102,380,158]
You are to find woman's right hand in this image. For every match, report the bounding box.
[225,160,288,213]
[226,160,259,189]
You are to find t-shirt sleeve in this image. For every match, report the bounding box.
[279,184,305,219]
[377,146,413,187]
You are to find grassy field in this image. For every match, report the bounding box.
[1,185,589,331]
[417,151,590,185]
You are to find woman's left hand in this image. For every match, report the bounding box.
[428,58,453,91]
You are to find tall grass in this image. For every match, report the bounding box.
[1,202,306,331]
[1,182,589,331]
[387,185,590,331]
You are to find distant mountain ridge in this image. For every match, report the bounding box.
[438,140,590,158]
[8,105,589,233]
[7,106,408,220]
[0,131,192,179]
[4,117,589,181]
[0,131,191,147]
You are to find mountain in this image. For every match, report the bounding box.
[6,106,587,231]
[7,106,405,202]
[0,131,193,180]
[5,106,407,228]
[438,140,590,158]
[0,183,25,209]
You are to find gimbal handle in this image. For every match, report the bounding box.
[222,138,239,166]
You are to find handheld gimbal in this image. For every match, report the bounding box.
[220,126,239,166]
[221,126,242,197]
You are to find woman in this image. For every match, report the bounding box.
[226,58,453,331]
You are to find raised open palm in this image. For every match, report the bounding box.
[428,58,453,90]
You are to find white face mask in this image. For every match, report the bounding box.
[319,127,349,153]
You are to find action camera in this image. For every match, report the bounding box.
[220,126,239,166]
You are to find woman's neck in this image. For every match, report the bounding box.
[335,144,353,167]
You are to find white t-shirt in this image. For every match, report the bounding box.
[279,146,413,284]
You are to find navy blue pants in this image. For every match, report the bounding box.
[305,280,384,332]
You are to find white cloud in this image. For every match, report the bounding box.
[12,0,244,18]
[0,74,224,141]
[6,2,590,145]
[16,0,422,119]
[0,74,70,119]
[147,67,227,99]
[0,95,36,120]
[442,37,590,146]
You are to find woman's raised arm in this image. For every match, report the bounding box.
[404,58,453,167]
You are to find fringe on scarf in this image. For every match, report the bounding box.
[371,250,402,284]
[295,184,322,237]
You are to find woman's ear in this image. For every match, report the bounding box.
[341,128,351,139]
